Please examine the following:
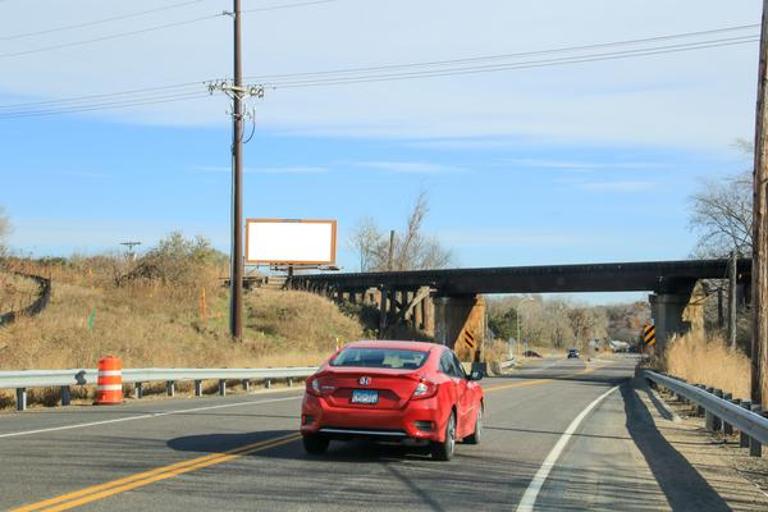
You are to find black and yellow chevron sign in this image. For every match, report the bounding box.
[642,324,657,346]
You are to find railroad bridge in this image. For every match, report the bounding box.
[289,259,752,353]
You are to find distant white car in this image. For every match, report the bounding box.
[608,340,630,353]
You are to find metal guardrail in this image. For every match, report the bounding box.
[0,366,316,411]
[643,369,768,454]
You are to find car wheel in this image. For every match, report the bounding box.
[302,434,329,455]
[463,406,482,445]
[431,411,456,461]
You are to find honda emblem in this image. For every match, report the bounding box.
[358,376,371,386]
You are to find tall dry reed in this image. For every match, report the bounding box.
[663,331,750,399]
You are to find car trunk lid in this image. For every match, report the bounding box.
[315,367,422,410]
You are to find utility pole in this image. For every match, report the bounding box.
[387,230,395,271]
[752,0,768,408]
[208,0,264,340]
[231,0,244,340]
[119,241,141,262]
[729,250,738,350]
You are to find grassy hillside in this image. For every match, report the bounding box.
[0,271,39,313]
[0,257,364,370]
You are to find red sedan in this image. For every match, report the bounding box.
[300,340,484,460]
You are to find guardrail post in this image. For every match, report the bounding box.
[134,382,144,399]
[265,379,272,389]
[194,380,203,397]
[166,380,175,397]
[740,400,752,448]
[723,393,734,435]
[750,404,763,457]
[712,389,723,432]
[242,379,250,392]
[287,378,293,387]
[704,387,715,431]
[60,385,71,406]
[695,386,705,416]
[218,379,227,396]
[16,388,27,411]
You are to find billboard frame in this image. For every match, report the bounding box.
[245,218,337,266]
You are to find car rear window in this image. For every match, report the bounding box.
[330,348,429,369]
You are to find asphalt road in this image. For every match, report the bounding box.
[0,356,738,511]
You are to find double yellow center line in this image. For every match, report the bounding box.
[12,433,301,512]
[484,362,603,393]
[14,362,608,511]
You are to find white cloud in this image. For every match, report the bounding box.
[353,160,464,174]
[0,0,760,150]
[191,165,327,174]
[503,158,666,171]
[576,180,657,192]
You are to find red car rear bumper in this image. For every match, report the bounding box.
[300,393,447,442]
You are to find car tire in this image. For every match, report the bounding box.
[463,407,482,445]
[302,434,329,455]
[431,411,456,461]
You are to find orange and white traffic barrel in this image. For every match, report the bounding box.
[94,356,123,405]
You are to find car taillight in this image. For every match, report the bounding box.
[306,376,321,396]
[412,379,438,399]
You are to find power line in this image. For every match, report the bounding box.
[0,14,224,59]
[1,25,757,112]
[0,0,339,59]
[264,36,759,89]
[0,27,759,119]
[0,91,211,119]
[0,82,203,111]
[243,0,339,13]
[0,0,207,42]
[245,24,760,82]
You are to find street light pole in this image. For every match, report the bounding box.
[516,297,534,358]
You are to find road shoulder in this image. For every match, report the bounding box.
[636,377,768,511]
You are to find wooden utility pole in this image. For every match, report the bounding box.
[230,0,244,339]
[752,0,768,407]
[387,230,395,271]
[207,23,263,340]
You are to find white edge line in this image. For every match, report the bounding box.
[516,385,620,512]
[0,394,302,439]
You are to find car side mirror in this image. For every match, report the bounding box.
[468,369,484,381]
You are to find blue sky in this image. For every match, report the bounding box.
[0,0,761,303]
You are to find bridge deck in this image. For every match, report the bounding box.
[290,259,751,295]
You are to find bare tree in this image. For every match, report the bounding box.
[0,207,9,258]
[690,142,753,258]
[346,217,383,272]
[690,171,752,257]
[347,193,453,271]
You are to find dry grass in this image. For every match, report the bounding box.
[662,331,750,399]
[0,259,364,409]
[0,271,40,313]
[0,281,362,370]
[0,264,363,408]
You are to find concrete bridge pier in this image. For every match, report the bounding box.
[649,293,693,348]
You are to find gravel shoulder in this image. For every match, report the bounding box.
[643,378,768,510]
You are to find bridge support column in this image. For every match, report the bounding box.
[649,293,692,348]
[433,295,485,360]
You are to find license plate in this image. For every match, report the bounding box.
[351,389,379,404]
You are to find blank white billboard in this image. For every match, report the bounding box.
[246,219,337,265]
